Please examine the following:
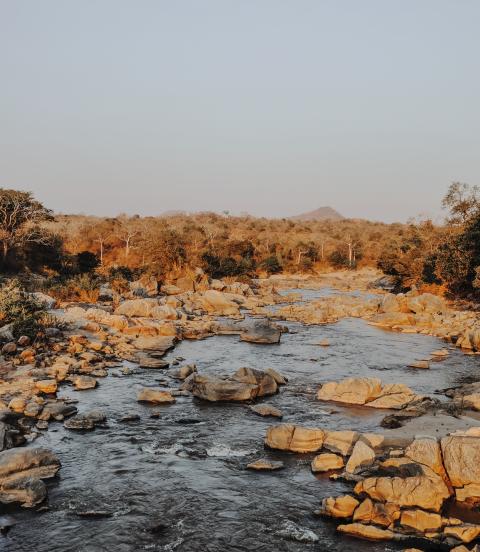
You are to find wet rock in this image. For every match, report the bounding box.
[119,413,141,422]
[86,410,107,425]
[249,404,283,418]
[354,469,451,512]
[318,377,422,410]
[171,364,197,380]
[408,361,430,369]
[311,453,344,472]
[246,459,285,471]
[187,374,259,402]
[323,430,359,456]
[318,495,359,518]
[265,368,287,385]
[64,415,95,431]
[240,321,281,344]
[137,388,175,404]
[232,367,278,396]
[337,523,398,541]
[276,520,319,543]
[73,376,97,390]
[138,355,170,369]
[352,498,400,527]
[0,447,61,507]
[265,424,324,453]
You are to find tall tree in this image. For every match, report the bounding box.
[0,189,52,266]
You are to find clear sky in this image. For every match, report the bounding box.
[1,1,479,222]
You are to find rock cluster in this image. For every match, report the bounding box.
[264,423,480,546]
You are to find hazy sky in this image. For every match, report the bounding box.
[1,1,479,222]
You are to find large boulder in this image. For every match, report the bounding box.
[240,321,281,344]
[441,435,480,504]
[317,378,382,405]
[0,447,61,507]
[232,367,278,396]
[265,424,324,453]
[319,495,359,518]
[187,374,258,402]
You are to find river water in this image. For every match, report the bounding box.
[4,289,480,552]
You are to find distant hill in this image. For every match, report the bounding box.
[289,206,345,221]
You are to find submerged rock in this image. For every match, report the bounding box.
[246,459,285,471]
[276,520,319,543]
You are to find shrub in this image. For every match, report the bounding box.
[0,280,47,340]
[261,255,283,274]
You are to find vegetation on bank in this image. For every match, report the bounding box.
[0,183,480,299]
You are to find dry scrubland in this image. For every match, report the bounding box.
[1,184,480,550]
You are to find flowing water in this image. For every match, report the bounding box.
[4,289,480,552]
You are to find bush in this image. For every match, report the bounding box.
[0,280,47,340]
[261,255,283,274]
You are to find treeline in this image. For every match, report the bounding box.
[1,184,479,298]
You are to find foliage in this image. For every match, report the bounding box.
[0,280,47,339]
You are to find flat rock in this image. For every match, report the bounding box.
[246,459,285,471]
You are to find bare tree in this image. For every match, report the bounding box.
[115,216,142,261]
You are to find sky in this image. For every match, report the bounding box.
[1,1,479,223]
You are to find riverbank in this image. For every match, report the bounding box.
[1,270,480,550]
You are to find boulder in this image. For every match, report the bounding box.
[317,378,383,405]
[188,374,258,402]
[400,509,443,533]
[345,440,376,473]
[35,380,58,394]
[137,388,175,404]
[319,495,359,518]
[0,447,61,507]
[311,453,344,472]
[64,415,95,430]
[323,430,359,456]
[232,367,278,396]
[132,336,176,354]
[73,376,97,390]
[352,498,400,527]
[354,471,450,512]
[444,525,480,544]
[265,424,324,453]
[240,321,281,344]
[441,435,480,495]
[318,378,421,410]
[171,364,197,380]
[200,290,240,315]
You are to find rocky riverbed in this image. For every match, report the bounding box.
[1,272,480,551]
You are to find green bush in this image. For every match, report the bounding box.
[0,280,47,340]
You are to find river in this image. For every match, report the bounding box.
[4,289,480,551]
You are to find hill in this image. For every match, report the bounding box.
[289,206,345,221]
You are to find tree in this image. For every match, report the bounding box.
[442,182,480,226]
[0,189,52,266]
